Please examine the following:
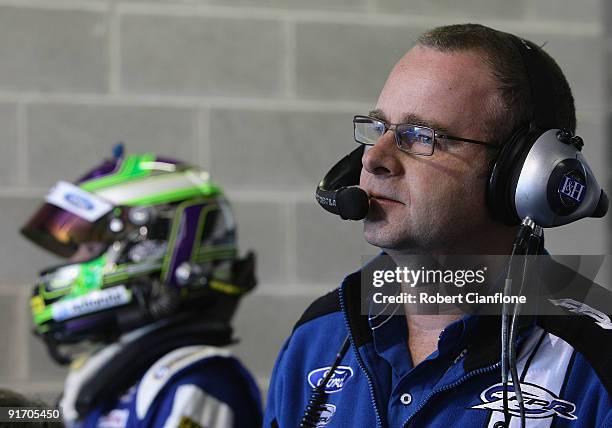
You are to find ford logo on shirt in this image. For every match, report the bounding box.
[64,192,95,211]
[307,366,354,393]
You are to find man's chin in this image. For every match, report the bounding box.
[363,220,403,250]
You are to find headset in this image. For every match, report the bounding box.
[315,36,608,227]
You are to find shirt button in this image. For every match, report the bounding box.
[400,393,412,405]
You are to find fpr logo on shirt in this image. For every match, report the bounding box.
[471,382,577,420]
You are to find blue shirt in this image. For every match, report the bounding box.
[265,258,612,427]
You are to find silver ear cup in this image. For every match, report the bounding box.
[514,129,605,227]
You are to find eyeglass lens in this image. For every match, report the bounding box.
[354,117,435,155]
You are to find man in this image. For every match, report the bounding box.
[21,146,262,427]
[264,24,611,427]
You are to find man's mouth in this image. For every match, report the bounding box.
[368,191,404,205]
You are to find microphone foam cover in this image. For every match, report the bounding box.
[337,187,369,220]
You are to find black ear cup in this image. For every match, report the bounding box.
[487,125,540,225]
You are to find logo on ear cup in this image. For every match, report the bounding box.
[558,171,586,206]
[547,159,587,215]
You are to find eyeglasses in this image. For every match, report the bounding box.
[353,115,498,156]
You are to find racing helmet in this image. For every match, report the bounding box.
[21,145,256,363]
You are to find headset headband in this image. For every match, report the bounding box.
[505,34,571,132]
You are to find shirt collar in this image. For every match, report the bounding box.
[341,252,538,368]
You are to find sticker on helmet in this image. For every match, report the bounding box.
[51,285,131,322]
[46,181,113,223]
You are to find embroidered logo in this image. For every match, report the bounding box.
[97,409,129,428]
[471,382,577,420]
[549,298,612,330]
[316,404,336,427]
[307,366,354,393]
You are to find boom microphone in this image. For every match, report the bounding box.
[315,146,370,220]
[316,186,369,220]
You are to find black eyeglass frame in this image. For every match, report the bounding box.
[353,115,499,156]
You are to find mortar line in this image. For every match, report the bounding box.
[285,201,298,284]
[282,18,297,99]
[224,190,316,203]
[0,92,371,113]
[0,0,106,11]
[115,3,602,36]
[16,103,28,186]
[195,107,210,170]
[0,381,65,392]
[0,0,601,36]
[15,289,30,381]
[0,92,605,121]
[108,3,121,94]
[255,283,336,297]
[0,187,47,197]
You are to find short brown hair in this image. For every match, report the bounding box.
[417,23,576,146]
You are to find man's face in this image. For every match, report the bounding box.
[360,46,500,252]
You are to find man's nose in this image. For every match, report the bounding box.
[362,131,403,177]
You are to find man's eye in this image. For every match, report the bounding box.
[419,135,433,145]
[411,128,432,143]
[401,129,433,144]
[371,122,385,135]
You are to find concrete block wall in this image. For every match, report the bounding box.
[0,0,608,403]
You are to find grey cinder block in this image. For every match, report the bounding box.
[296,201,376,284]
[121,15,284,97]
[231,292,321,378]
[27,104,198,185]
[161,0,367,10]
[525,0,601,23]
[0,103,19,185]
[377,0,524,19]
[231,200,288,284]
[520,33,604,113]
[0,7,107,93]
[296,22,424,102]
[209,108,354,190]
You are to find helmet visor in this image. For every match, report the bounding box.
[21,181,115,258]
